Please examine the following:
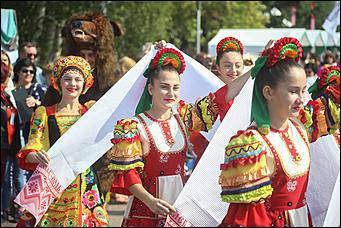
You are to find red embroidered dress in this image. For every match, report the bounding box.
[219,94,340,226]
[109,94,220,227]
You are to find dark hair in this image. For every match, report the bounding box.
[217,49,242,66]
[255,59,303,100]
[1,62,9,84]
[323,50,336,64]
[148,64,179,85]
[19,42,37,53]
[195,52,212,69]
[13,58,37,83]
[304,62,317,74]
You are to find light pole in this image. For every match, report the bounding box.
[102,1,107,15]
[196,1,202,54]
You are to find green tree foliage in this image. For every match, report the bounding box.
[1,1,336,68]
[106,1,173,59]
[201,1,268,52]
[167,1,197,55]
[262,1,337,30]
[1,1,104,65]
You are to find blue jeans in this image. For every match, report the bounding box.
[1,155,26,210]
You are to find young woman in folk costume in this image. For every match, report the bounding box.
[108,45,248,227]
[190,37,274,170]
[218,37,340,227]
[189,37,245,170]
[309,65,340,148]
[15,56,110,227]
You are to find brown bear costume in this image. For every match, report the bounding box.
[42,11,124,105]
[41,11,124,197]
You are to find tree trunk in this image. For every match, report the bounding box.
[54,21,65,60]
[31,4,47,42]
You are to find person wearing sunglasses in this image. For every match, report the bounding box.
[13,58,46,110]
[13,42,46,89]
[13,58,46,140]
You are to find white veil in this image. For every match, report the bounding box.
[14,43,224,225]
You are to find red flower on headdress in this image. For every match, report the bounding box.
[261,48,273,58]
[264,37,303,67]
[151,48,186,75]
[216,37,244,57]
[319,66,340,89]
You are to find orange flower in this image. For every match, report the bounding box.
[164,58,179,69]
[223,42,238,52]
[281,49,297,59]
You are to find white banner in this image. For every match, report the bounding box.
[14,43,224,224]
[322,1,340,37]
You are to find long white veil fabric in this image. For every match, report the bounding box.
[14,43,224,225]
[165,76,340,227]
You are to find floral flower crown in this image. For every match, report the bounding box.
[308,66,340,103]
[251,37,303,79]
[262,37,303,67]
[318,66,340,89]
[52,56,94,95]
[216,37,244,64]
[143,48,186,78]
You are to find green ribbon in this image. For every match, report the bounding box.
[250,82,270,132]
[135,60,153,115]
[216,55,221,65]
[251,56,267,79]
[135,77,152,115]
[308,78,319,100]
[250,56,270,134]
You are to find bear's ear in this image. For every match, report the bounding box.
[110,20,124,37]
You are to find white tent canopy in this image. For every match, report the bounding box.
[208,28,312,57]
[306,29,325,48]
[306,29,330,55]
[320,30,336,48]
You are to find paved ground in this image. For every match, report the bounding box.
[106,203,127,226]
[1,203,127,227]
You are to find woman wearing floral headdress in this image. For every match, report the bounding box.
[108,43,254,226]
[15,56,109,227]
[190,37,273,171]
[218,37,340,227]
[189,37,245,171]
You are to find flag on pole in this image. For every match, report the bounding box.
[291,5,296,26]
[310,3,315,30]
[322,1,340,37]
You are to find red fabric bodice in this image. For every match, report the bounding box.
[260,126,309,211]
[136,113,188,178]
